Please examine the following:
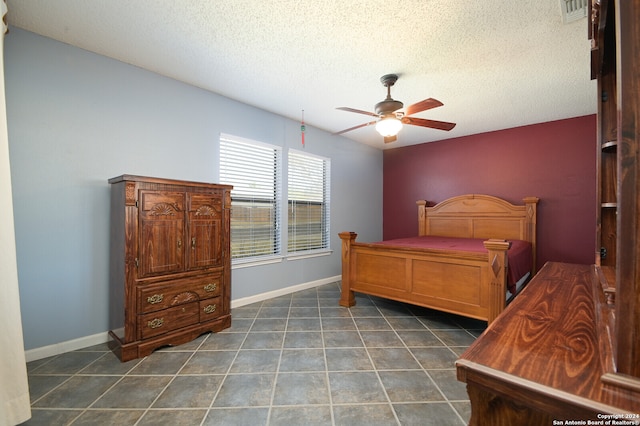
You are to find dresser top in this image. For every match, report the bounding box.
[456,261,640,416]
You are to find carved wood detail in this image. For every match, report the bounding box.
[149,202,179,216]
[171,291,198,306]
[195,205,218,217]
[125,181,136,206]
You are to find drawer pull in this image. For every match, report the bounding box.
[147,318,164,329]
[204,283,218,292]
[203,304,217,314]
[147,294,164,304]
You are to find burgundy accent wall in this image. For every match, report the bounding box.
[383,115,596,269]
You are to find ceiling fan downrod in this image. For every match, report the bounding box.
[376,74,403,115]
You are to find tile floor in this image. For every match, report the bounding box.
[23,282,486,425]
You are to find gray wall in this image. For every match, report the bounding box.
[5,29,383,351]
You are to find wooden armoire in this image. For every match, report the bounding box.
[108,175,232,361]
[456,0,640,423]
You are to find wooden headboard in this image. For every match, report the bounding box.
[417,194,539,265]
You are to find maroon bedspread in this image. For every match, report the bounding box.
[372,236,532,294]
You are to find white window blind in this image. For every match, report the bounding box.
[288,150,330,254]
[219,135,282,260]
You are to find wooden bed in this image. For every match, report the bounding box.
[339,194,539,324]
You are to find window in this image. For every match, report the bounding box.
[288,150,330,254]
[219,134,282,260]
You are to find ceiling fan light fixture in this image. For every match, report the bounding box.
[375,116,402,137]
[334,74,455,142]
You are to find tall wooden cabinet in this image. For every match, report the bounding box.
[456,1,640,423]
[591,0,640,384]
[108,175,232,361]
[593,0,619,304]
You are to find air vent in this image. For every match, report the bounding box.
[561,0,588,23]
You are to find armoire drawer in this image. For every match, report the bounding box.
[138,303,199,339]
[138,275,223,313]
[200,297,222,321]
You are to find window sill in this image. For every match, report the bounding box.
[231,250,333,269]
[286,250,333,261]
[231,255,284,269]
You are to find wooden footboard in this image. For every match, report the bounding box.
[339,232,511,323]
[339,194,539,324]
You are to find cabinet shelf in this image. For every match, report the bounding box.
[600,138,617,211]
[598,265,616,305]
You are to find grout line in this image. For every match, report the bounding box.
[352,295,402,426]
[133,333,210,426]
[319,285,337,426]
[264,290,291,425]
[375,298,468,425]
[201,301,259,426]
[26,282,478,425]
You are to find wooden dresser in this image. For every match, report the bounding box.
[108,175,232,361]
[456,262,639,424]
[456,0,640,423]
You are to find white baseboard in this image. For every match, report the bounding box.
[25,331,111,362]
[230,275,341,308]
[24,275,341,362]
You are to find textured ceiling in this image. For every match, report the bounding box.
[5,0,597,149]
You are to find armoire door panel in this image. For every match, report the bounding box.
[188,194,222,269]
[139,191,185,277]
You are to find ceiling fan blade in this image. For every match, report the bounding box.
[384,135,397,143]
[336,107,380,118]
[332,120,377,135]
[401,116,456,131]
[404,98,443,116]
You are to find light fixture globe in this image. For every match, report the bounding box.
[375,116,402,137]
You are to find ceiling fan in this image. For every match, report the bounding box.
[333,74,456,143]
